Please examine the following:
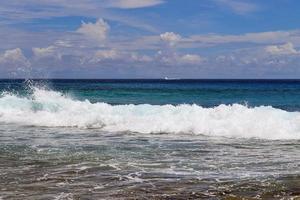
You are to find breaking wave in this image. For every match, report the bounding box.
[0,87,300,140]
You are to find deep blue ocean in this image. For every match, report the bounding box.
[2,79,300,109]
[0,79,300,199]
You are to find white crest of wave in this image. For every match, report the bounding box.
[0,87,300,140]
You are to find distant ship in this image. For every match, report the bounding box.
[164,77,180,80]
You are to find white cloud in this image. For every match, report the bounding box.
[0,48,31,77]
[91,49,120,63]
[0,1,159,33]
[156,50,203,66]
[130,52,153,62]
[85,49,152,64]
[77,19,110,43]
[54,40,73,48]
[211,44,300,74]
[160,32,182,46]
[216,0,258,15]
[32,45,59,59]
[128,30,300,51]
[265,42,299,55]
[157,32,203,66]
[179,54,203,64]
[0,48,30,66]
[106,0,164,9]
[187,31,298,46]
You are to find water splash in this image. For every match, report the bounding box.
[0,86,300,140]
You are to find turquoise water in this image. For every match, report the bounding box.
[2,79,300,109]
[0,79,300,199]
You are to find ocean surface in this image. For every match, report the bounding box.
[0,79,300,199]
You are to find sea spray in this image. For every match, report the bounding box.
[0,86,300,140]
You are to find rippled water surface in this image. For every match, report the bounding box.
[1,125,300,199]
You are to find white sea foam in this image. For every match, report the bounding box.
[0,87,300,140]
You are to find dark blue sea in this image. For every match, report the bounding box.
[0,79,300,199]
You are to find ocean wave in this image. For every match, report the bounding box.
[0,87,300,140]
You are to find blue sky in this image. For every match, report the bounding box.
[0,0,300,78]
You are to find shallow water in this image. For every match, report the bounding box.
[1,80,300,199]
[1,125,300,199]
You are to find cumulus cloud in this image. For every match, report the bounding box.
[160,32,182,46]
[32,45,60,59]
[130,52,153,62]
[265,42,299,55]
[105,0,164,9]
[0,48,30,67]
[211,44,300,76]
[83,49,152,65]
[0,48,31,77]
[131,30,300,51]
[1,14,299,78]
[179,54,203,64]
[157,32,204,66]
[0,1,159,33]
[156,50,203,66]
[77,19,110,43]
[89,49,120,63]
